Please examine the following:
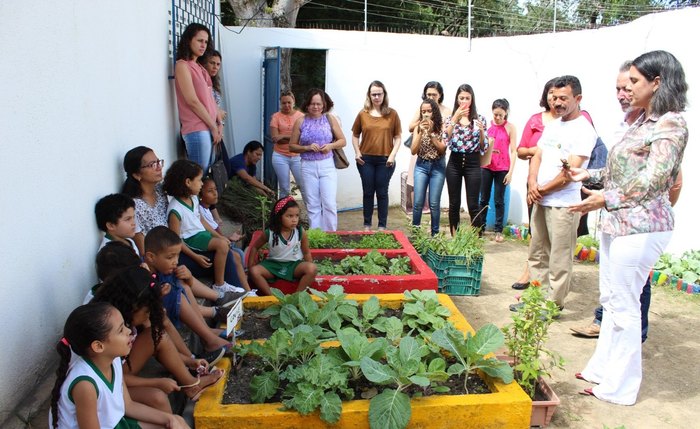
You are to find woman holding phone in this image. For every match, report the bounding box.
[444,84,488,235]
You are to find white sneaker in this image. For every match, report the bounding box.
[213,282,246,294]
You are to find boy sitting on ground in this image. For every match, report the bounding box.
[94,193,140,256]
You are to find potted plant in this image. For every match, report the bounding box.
[502,281,564,428]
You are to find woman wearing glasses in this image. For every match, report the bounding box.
[121,146,242,287]
[351,81,402,231]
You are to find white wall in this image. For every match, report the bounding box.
[0,0,177,422]
[220,8,698,254]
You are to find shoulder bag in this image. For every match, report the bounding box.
[325,113,349,169]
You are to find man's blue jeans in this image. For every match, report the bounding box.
[412,157,446,235]
[594,276,651,342]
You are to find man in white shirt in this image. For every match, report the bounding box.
[515,75,597,311]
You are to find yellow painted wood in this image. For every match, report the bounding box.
[198,294,531,429]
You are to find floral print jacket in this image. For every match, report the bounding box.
[588,111,688,237]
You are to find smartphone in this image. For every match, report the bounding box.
[422,113,431,120]
[561,158,571,170]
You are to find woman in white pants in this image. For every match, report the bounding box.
[270,91,305,197]
[568,50,688,405]
[289,88,346,231]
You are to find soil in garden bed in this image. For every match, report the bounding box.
[222,356,491,405]
[236,308,403,341]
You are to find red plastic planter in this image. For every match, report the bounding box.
[245,230,437,294]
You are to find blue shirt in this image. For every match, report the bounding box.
[229,153,256,180]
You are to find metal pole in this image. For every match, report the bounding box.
[364,0,367,33]
[468,0,472,52]
[553,0,557,33]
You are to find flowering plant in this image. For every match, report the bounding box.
[502,280,564,398]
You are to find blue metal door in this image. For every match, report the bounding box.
[262,47,281,193]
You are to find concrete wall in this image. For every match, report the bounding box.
[219,8,698,254]
[0,0,177,423]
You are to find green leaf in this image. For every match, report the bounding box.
[432,385,450,393]
[398,336,428,364]
[297,292,319,319]
[250,371,279,402]
[363,296,381,321]
[279,304,304,328]
[319,392,342,423]
[368,389,411,429]
[427,357,446,373]
[408,375,430,387]
[283,383,323,415]
[477,358,514,384]
[270,287,286,302]
[468,323,505,356]
[360,356,396,384]
[447,362,465,375]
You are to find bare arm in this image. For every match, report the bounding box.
[504,122,518,185]
[669,169,683,206]
[168,211,212,268]
[301,230,313,263]
[174,61,221,144]
[288,116,306,153]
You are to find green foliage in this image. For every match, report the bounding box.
[333,328,388,380]
[307,229,400,249]
[316,251,412,276]
[430,324,513,393]
[502,284,565,398]
[409,224,484,265]
[654,250,700,284]
[577,234,600,248]
[219,178,273,247]
[360,336,448,429]
[401,290,452,336]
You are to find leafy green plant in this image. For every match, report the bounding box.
[307,229,401,249]
[401,290,452,336]
[577,234,600,248]
[307,228,343,248]
[408,224,484,265]
[502,281,565,398]
[356,232,401,249]
[332,328,388,381]
[360,336,449,429]
[316,252,412,276]
[238,329,293,402]
[350,296,386,334]
[654,250,700,284]
[430,324,514,393]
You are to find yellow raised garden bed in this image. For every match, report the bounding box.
[197,294,531,429]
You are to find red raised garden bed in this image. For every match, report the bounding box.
[245,230,437,294]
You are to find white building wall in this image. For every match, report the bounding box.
[0,0,177,421]
[219,8,698,254]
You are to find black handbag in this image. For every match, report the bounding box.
[208,144,229,195]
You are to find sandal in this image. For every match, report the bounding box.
[495,233,504,243]
[181,368,225,401]
[579,388,595,397]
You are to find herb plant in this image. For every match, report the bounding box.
[401,290,452,336]
[316,251,412,276]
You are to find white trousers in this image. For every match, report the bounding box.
[300,157,337,231]
[582,230,672,405]
[271,151,303,198]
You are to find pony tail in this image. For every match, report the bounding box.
[121,177,142,198]
[50,342,72,428]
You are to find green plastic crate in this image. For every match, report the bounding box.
[425,248,468,272]
[436,257,484,296]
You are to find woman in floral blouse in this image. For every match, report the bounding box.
[443,84,488,235]
[568,50,689,405]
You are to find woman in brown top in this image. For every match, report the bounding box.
[410,98,446,235]
[351,81,402,230]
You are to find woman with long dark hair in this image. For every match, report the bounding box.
[569,50,688,405]
[175,23,220,171]
[444,84,488,235]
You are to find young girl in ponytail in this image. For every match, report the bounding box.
[50,302,190,428]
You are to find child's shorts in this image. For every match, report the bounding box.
[116,417,142,429]
[260,259,303,281]
[184,231,213,252]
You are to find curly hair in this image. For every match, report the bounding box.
[162,159,202,198]
[92,266,164,350]
[300,88,334,113]
[121,146,153,198]
[51,302,114,428]
[176,23,212,61]
[269,197,300,247]
[632,50,688,116]
[451,84,479,121]
[419,99,443,134]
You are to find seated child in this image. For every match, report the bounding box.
[94,193,140,256]
[92,267,226,405]
[51,302,190,428]
[248,196,317,295]
[163,160,251,294]
[145,226,240,351]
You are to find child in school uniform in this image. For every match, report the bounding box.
[248,196,317,295]
[94,193,140,256]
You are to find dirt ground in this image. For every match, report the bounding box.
[337,207,700,429]
[25,206,699,429]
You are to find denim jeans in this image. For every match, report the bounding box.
[272,151,303,197]
[479,169,508,233]
[445,151,483,231]
[356,155,395,228]
[182,130,213,171]
[594,276,651,342]
[412,157,446,235]
[301,157,338,231]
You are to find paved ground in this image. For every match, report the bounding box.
[22,206,700,429]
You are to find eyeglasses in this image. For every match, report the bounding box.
[141,159,165,170]
[370,93,384,98]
